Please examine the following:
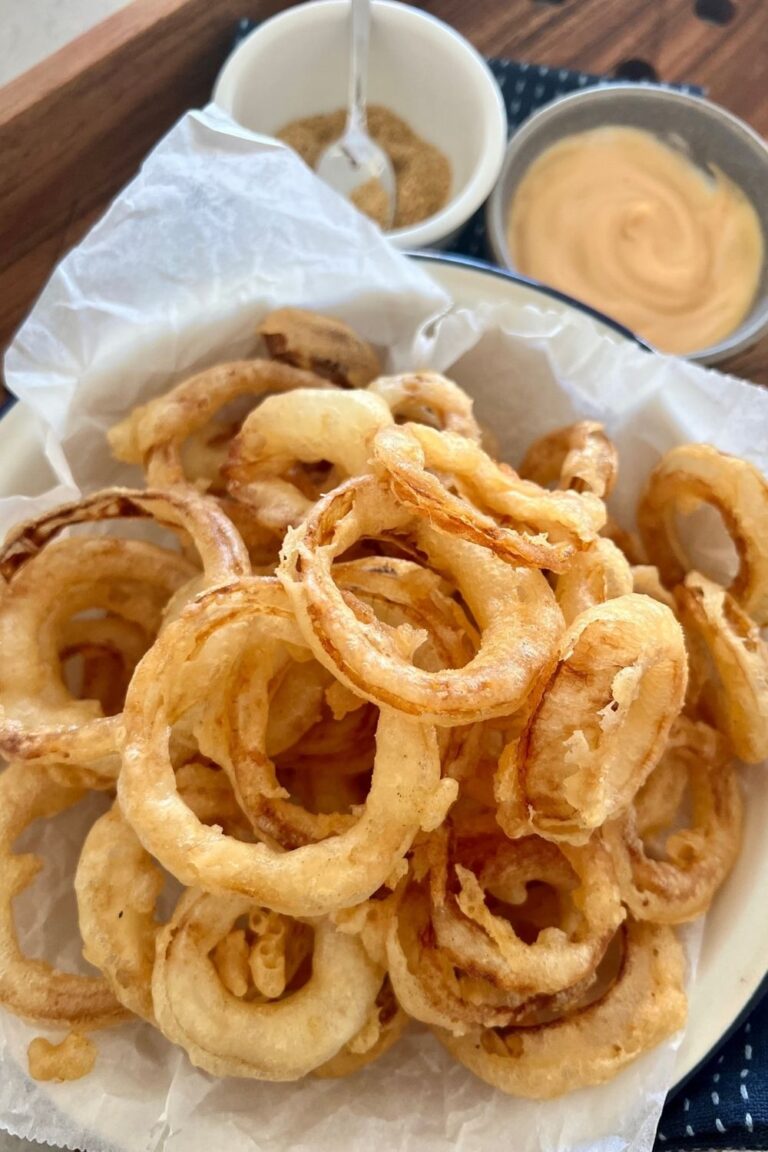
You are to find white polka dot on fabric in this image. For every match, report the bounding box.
[746,1112,754,1132]
[509,99,520,116]
[538,65,547,76]
[683,1098,690,1112]
[657,1133,667,1143]
[741,1083,750,1102]
[741,1068,750,1078]
[745,1043,753,1060]
[715,1119,726,1134]
[746,1021,752,1033]
[712,1072,720,1083]
[515,79,525,95]
[685,1124,695,1137]
[718,1054,725,1065]
[711,1091,720,1105]
[578,75,588,85]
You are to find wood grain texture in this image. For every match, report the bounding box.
[0,0,285,349]
[1,0,767,385]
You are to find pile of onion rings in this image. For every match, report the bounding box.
[0,308,758,1098]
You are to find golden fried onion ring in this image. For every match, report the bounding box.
[314,976,408,1078]
[76,764,250,1023]
[386,877,602,1037]
[0,486,249,587]
[372,424,605,572]
[0,488,248,775]
[496,594,688,842]
[0,763,126,1030]
[429,834,624,998]
[221,557,474,850]
[224,389,393,524]
[109,359,333,487]
[555,537,633,626]
[604,718,742,924]
[367,372,481,441]
[152,889,382,1079]
[278,476,563,725]
[119,579,452,915]
[258,307,381,387]
[675,572,768,764]
[518,421,618,500]
[0,539,193,776]
[638,443,768,625]
[433,919,686,1098]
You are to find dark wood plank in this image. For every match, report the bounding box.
[0,0,286,351]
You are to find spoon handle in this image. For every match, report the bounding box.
[347,0,371,136]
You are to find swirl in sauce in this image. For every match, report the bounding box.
[507,127,763,354]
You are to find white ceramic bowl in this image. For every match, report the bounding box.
[213,0,507,250]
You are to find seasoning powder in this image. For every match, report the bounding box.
[277,105,452,229]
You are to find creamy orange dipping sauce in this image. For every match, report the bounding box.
[507,126,764,354]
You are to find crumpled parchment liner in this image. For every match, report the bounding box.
[1,102,766,1152]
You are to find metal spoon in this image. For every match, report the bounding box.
[316,0,396,228]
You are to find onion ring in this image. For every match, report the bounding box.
[433,919,685,1097]
[429,833,624,998]
[0,489,247,776]
[109,359,332,487]
[367,372,481,441]
[496,594,688,842]
[152,889,381,1079]
[224,389,393,527]
[555,537,633,625]
[637,443,768,624]
[0,762,126,1030]
[0,486,249,586]
[675,571,768,763]
[278,476,563,724]
[386,877,603,1036]
[76,764,250,1023]
[118,579,452,915]
[258,307,381,387]
[372,424,605,572]
[604,718,742,923]
[227,557,474,850]
[314,976,408,1078]
[518,421,618,499]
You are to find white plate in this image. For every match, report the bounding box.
[1,252,765,1103]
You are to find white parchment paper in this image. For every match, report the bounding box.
[2,103,768,1152]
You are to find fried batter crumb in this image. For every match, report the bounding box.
[28,1032,97,1082]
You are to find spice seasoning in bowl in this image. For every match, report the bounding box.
[506,126,763,355]
[277,106,451,229]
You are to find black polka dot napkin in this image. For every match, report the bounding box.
[657,994,768,1149]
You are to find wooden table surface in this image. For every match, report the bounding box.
[1,0,768,389]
